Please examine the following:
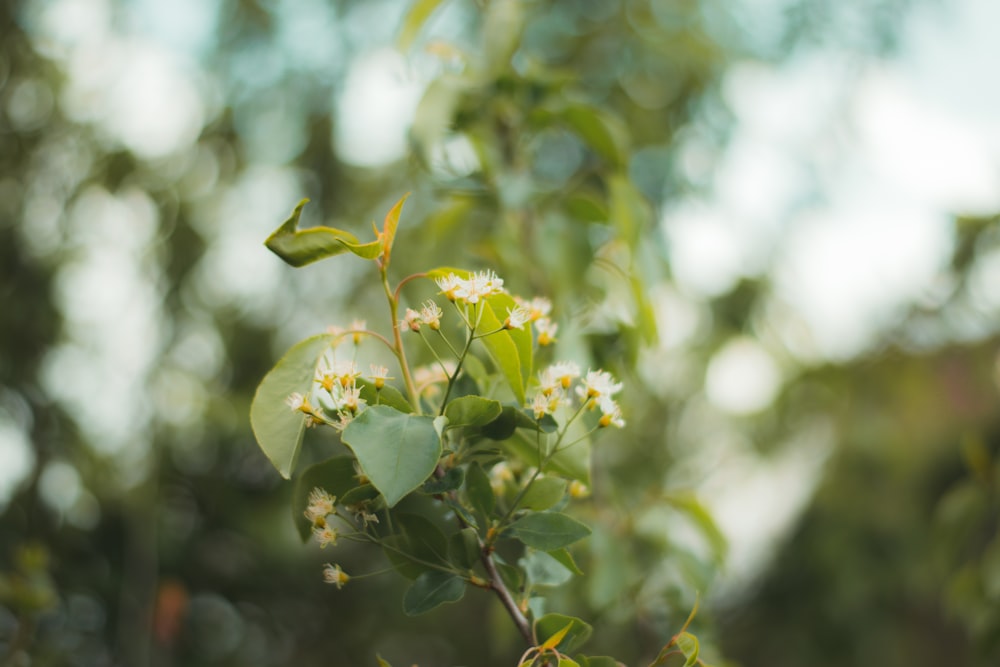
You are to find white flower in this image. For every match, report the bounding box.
[286,392,308,412]
[304,487,336,523]
[534,318,558,346]
[341,384,365,414]
[322,563,350,588]
[577,370,623,400]
[348,319,366,344]
[597,397,625,428]
[368,364,391,390]
[455,270,504,304]
[515,296,552,322]
[435,273,463,301]
[402,308,422,331]
[545,361,580,390]
[313,524,339,548]
[504,305,530,330]
[419,300,443,330]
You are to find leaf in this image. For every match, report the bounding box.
[477,299,527,404]
[507,512,591,551]
[577,657,621,667]
[449,527,481,570]
[292,456,359,541]
[264,199,381,267]
[523,550,573,588]
[562,105,627,168]
[250,333,336,479]
[376,654,392,667]
[535,613,593,654]
[420,466,464,494]
[520,476,567,511]
[664,492,728,566]
[558,659,581,667]
[444,395,503,427]
[485,292,533,393]
[676,632,699,667]
[380,193,409,267]
[540,622,573,650]
[402,571,466,615]
[383,513,450,579]
[357,378,414,414]
[397,0,447,50]
[341,406,442,507]
[465,463,496,517]
[547,548,584,576]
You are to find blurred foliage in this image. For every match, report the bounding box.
[1,0,999,666]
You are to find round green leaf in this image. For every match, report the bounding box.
[249,333,336,479]
[402,571,466,616]
[465,463,495,518]
[520,476,567,511]
[342,406,442,507]
[444,395,503,427]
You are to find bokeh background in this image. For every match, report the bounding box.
[3,0,1000,665]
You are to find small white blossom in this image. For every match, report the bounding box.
[597,397,625,428]
[503,305,530,330]
[313,524,339,548]
[322,563,350,588]
[577,370,623,400]
[341,384,365,414]
[419,300,443,330]
[304,487,337,523]
[435,273,463,301]
[546,361,580,390]
[348,319,366,344]
[455,270,504,304]
[402,308,422,331]
[368,364,392,390]
[535,318,558,346]
[515,296,552,322]
[286,392,308,413]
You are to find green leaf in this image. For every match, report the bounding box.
[449,527,481,570]
[664,493,728,566]
[562,105,627,168]
[558,659,581,667]
[341,406,441,507]
[397,0,447,50]
[676,632,699,667]
[507,512,591,551]
[376,654,392,667]
[485,292,533,393]
[264,199,381,267]
[357,378,414,414]
[465,463,496,517]
[402,571,466,615]
[477,299,527,404]
[523,550,573,587]
[564,192,608,223]
[547,548,584,576]
[577,657,620,667]
[420,467,464,494]
[520,476,567,511]
[444,395,503,427]
[535,613,593,654]
[340,483,380,506]
[250,333,336,479]
[481,405,519,441]
[383,513,450,579]
[291,456,359,541]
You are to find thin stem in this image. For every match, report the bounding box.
[381,267,420,410]
[438,318,476,415]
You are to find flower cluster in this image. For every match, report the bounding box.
[435,270,505,304]
[286,350,387,430]
[304,487,339,547]
[403,300,444,332]
[515,295,557,346]
[529,363,625,428]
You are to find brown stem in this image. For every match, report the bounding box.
[481,544,534,646]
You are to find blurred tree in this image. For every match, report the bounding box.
[6,0,996,666]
